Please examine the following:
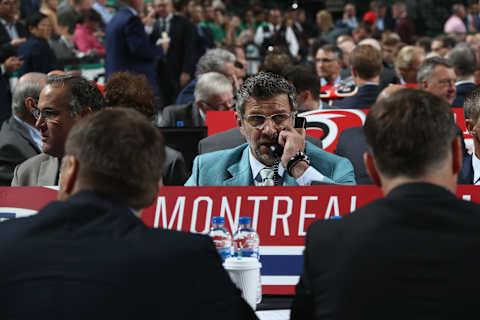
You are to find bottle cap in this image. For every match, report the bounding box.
[239,216,251,225]
[212,216,225,224]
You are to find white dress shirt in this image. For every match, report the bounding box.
[253,23,299,57]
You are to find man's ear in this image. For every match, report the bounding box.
[452,135,462,175]
[363,152,382,187]
[466,119,475,135]
[235,111,246,136]
[24,97,36,113]
[421,80,429,90]
[78,106,93,117]
[58,156,79,201]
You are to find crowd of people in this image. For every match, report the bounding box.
[2,0,480,318]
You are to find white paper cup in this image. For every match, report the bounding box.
[223,257,262,310]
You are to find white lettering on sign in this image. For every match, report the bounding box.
[350,196,357,212]
[220,196,242,233]
[463,195,471,201]
[324,196,339,219]
[298,196,318,236]
[247,196,268,230]
[191,196,213,233]
[154,196,186,230]
[270,196,293,236]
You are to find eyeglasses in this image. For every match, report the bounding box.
[243,112,293,129]
[32,108,64,121]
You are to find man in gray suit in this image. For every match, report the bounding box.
[0,72,46,185]
[159,72,233,127]
[11,74,104,186]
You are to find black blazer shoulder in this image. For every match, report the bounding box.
[458,154,474,184]
[334,84,380,109]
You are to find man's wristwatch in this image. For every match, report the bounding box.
[287,151,310,176]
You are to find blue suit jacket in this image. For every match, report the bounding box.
[333,84,380,109]
[17,37,58,76]
[185,141,356,186]
[452,82,475,108]
[105,7,159,94]
[176,77,197,105]
[458,154,474,184]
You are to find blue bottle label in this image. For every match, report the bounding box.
[234,249,259,259]
[217,247,231,261]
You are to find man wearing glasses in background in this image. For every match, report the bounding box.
[11,74,104,186]
[159,72,233,127]
[185,72,355,186]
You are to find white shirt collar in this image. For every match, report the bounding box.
[248,147,285,182]
[472,153,480,185]
[455,80,475,86]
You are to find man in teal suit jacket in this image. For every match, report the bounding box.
[185,72,355,186]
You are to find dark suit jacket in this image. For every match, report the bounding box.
[152,15,196,103]
[334,126,372,185]
[198,127,323,155]
[17,36,58,76]
[160,101,204,127]
[20,0,39,20]
[163,145,188,185]
[0,67,11,124]
[105,7,158,94]
[458,154,474,184]
[333,84,380,109]
[452,82,475,108]
[0,191,258,319]
[0,116,41,185]
[176,77,197,105]
[395,16,415,45]
[0,20,27,62]
[291,182,480,320]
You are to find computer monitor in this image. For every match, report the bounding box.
[159,127,208,173]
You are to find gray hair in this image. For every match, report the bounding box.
[464,84,480,123]
[447,43,476,79]
[194,72,232,102]
[46,74,105,115]
[195,48,236,77]
[417,56,453,88]
[235,72,297,115]
[12,73,46,117]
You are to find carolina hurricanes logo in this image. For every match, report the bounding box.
[0,207,37,222]
[299,109,367,152]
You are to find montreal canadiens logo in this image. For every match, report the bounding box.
[299,109,367,152]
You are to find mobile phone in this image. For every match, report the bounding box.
[269,116,307,157]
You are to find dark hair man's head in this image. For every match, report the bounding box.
[35,74,105,157]
[315,44,343,84]
[105,72,157,121]
[447,43,477,81]
[60,108,165,210]
[363,89,461,194]
[350,44,382,82]
[417,56,457,105]
[284,65,321,112]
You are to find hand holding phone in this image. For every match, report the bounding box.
[269,116,306,160]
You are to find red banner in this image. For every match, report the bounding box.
[2,185,480,295]
[205,109,471,153]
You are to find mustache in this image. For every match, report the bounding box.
[258,134,279,144]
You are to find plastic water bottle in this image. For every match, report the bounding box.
[208,216,232,262]
[233,216,262,304]
[233,216,260,259]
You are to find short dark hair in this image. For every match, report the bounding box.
[65,108,165,209]
[284,65,320,102]
[26,12,48,31]
[318,44,343,61]
[364,88,457,178]
[259,49,293,76]
[235,72,297,115]
[46,74,105,115]
[79,8,103,24]
[104,72,156,121]
[350,44,383,79]
[447,44,477,78]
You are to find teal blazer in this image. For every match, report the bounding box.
[185,142,356,186]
